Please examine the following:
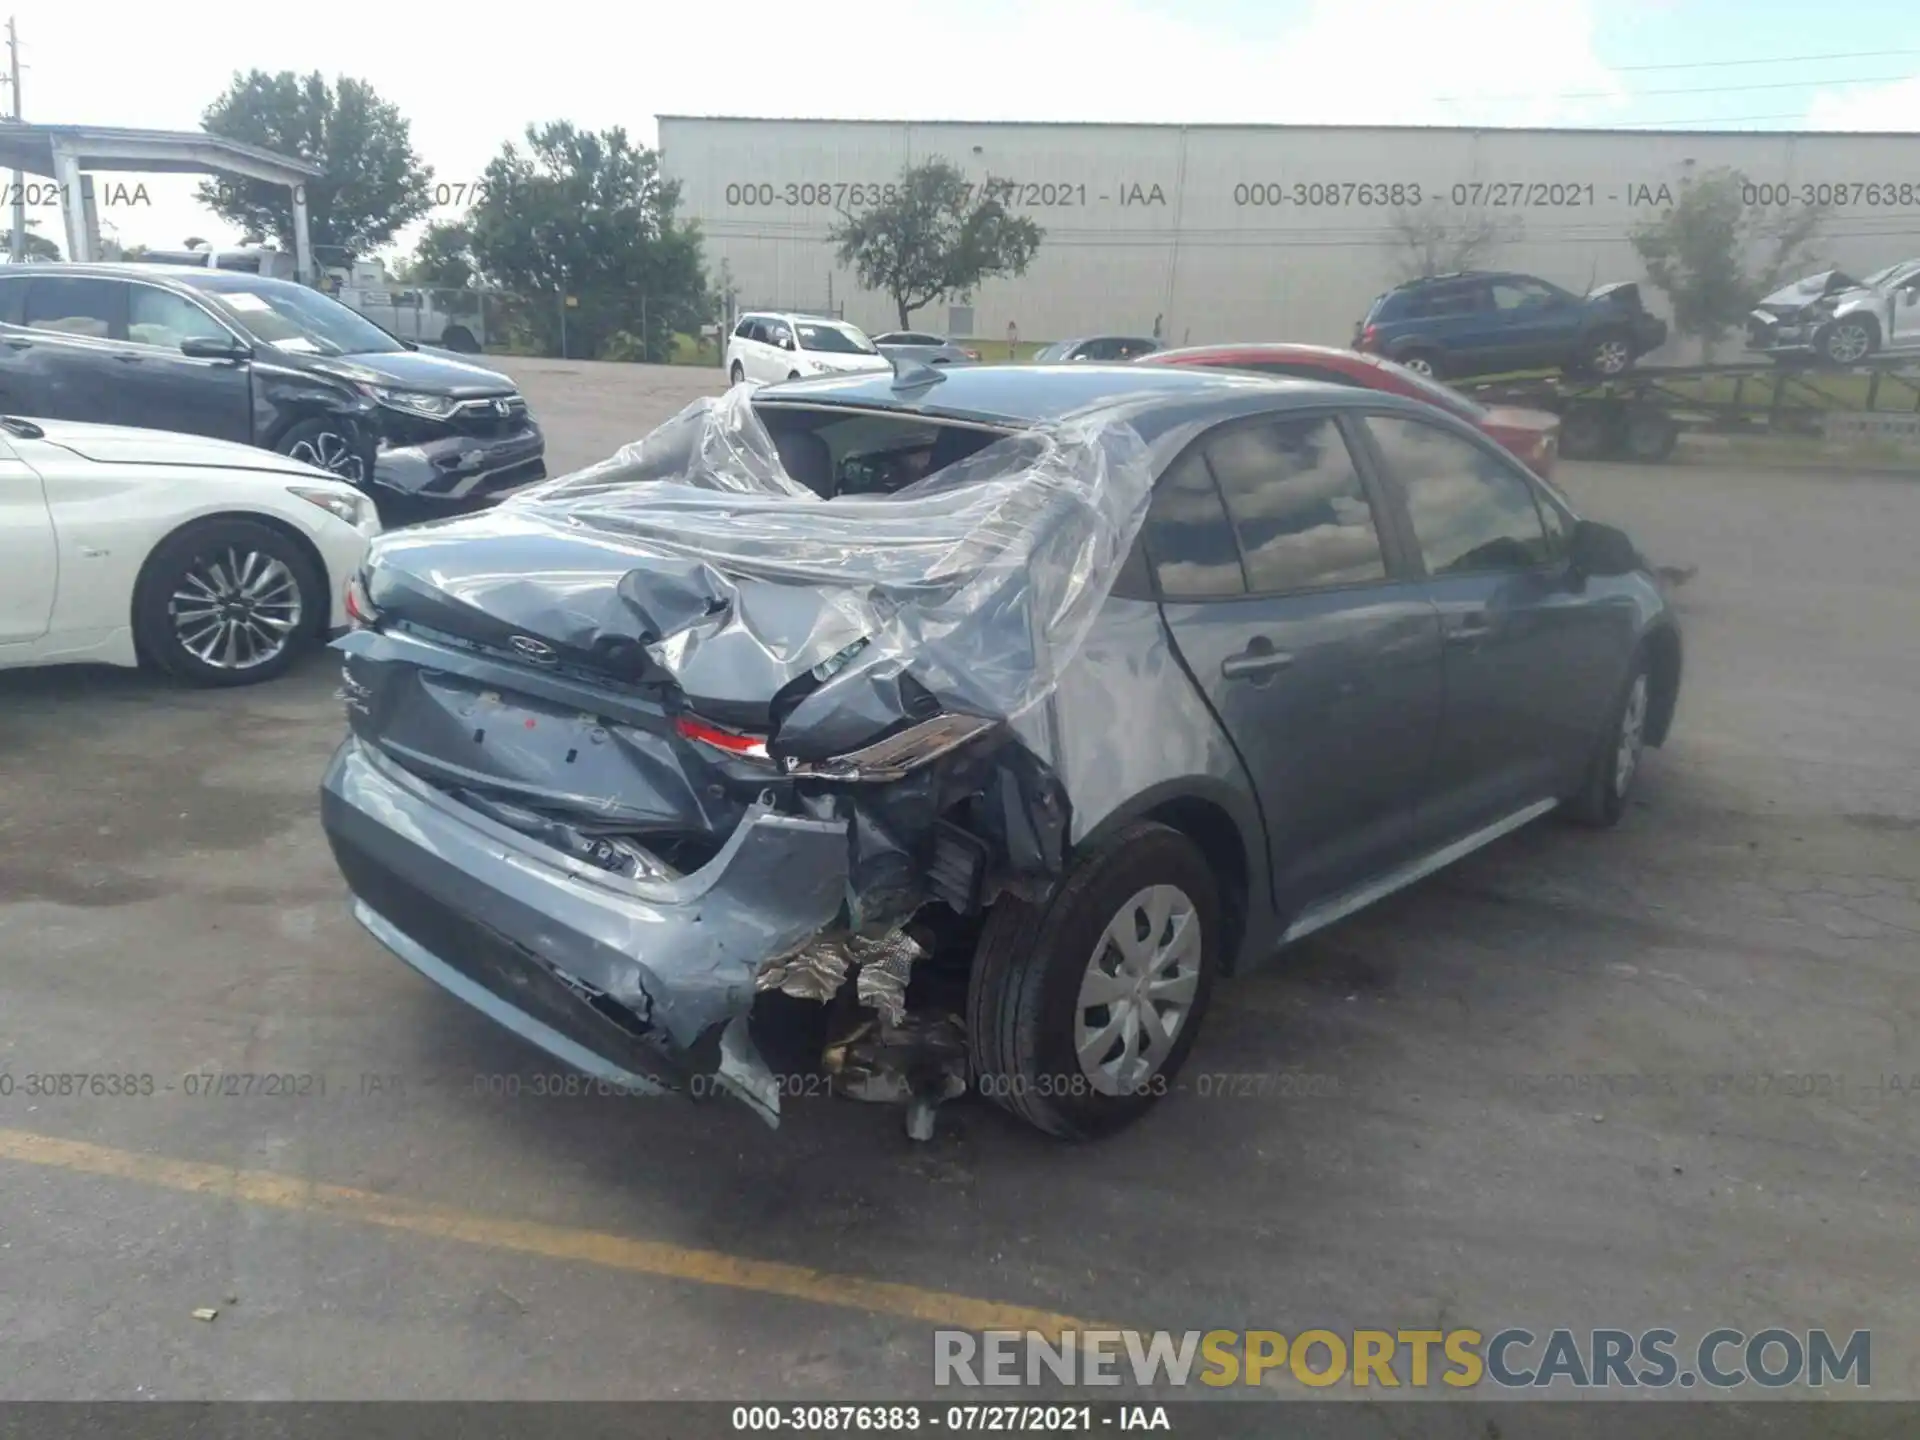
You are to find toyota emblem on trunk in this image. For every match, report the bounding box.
[510,636,557,664]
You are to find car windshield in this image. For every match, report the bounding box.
[1034,341,1075,362]
[1368,355,1490,419]
[194,280,406,356]
[795,322,877,355]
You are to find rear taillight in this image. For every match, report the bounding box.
[1357,325,1378,351]
[674,716,771,761]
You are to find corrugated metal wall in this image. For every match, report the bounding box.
[661,117,1920,349]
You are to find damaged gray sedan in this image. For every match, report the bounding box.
[320,363,1682,1140]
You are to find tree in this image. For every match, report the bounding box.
[828,160,1044,328]
[397,220,482,320]
[464,122,705,361]
[12,219,61,261]
[1630,166,1827,357]
[1387,205,1521,282]
[196,70,433,265]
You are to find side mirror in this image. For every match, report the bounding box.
[1567,519,1642,578]
[401,339,421,351]
[778,335,795,351]
[180,335,251,361]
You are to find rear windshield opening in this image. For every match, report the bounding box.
[755,405,1010,497]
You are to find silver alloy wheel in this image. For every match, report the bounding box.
[1592,338,1631,374]
[285,429,365,482]
[1825,320,1872,365]
[1074,883,1202,1095]
[1401,355,1435,376]
[170,546,304,671]
[1614,672,1649,798]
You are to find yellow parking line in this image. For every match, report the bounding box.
[0,1126,1097,1338]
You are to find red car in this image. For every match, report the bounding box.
[1138,342,1561,479]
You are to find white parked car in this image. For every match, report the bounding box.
[0,415,379,686]
[725,312,893,386]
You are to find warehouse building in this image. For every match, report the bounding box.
[658,115,1920,352]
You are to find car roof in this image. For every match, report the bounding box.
[751,361,1446,449]
[1149,342,1371,367]
[16,263,304,295]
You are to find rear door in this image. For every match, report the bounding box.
[0,272,32,413]
[16,275,128,424]
[1888,268,1920,351]
[1353,410,1630,845]
[1145,408,1445,913]
[761,318,798,379]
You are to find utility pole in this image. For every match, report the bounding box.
[6,16,23,263]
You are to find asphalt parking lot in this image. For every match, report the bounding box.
[3,356,1918,1400]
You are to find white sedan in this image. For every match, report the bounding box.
[0,415,379,686]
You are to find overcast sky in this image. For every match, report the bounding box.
[7,0,1916,260]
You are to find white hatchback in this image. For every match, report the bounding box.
[725,313,893,386]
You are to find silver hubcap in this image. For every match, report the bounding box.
[1074,884,1202,1095]
[170,547,304,670]
[1614,673,1649,797]
[1403,356,1434,376]
[1827,323,1870,363]
[287,430,364,482]
[1594,340,1629,374]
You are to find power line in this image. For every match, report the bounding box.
[1603,47,1920,74]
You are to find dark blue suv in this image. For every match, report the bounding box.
[1355,271,1668,382]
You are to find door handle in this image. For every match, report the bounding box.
[1221,641,1294,680]
[3,338,30,350]
[1445,612,1494,646]
[113,353,144,363]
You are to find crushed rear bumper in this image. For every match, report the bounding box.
[320,735,850,1119]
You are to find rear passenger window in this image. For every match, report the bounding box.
[1202,416,1390,593]
[1145,451,1245,599]
[1362,414,1552,575]
[24,277,123,339]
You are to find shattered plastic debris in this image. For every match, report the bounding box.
[191,1308,219,1322]
[826,1013,970,1140]
[756,930,927,1019]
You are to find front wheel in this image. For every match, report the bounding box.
[1819,316,1877,367]
[966,822,1220,1140]
[1563,650,1652,828]
[275,417,370,485]
[729,361,745,385]
[133,519,323,687]
[1579,330,1634,377]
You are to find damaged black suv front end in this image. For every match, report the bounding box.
[319,386,1152,1129]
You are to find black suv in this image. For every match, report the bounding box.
[0,264,544,505]
[1355,271,1668,381]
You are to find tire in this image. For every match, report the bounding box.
[729,362,745,385]
[1562,648,1653,828]
[966,822,1221,1140]
[1621,407,1679,463]
[274,416,370,486]
[132,518,324,687]
[787,370,801,381]
[440,325,480,353]
[1577,329,1634,377]
[1818,316,1877,368]
[1395,349,1444,380]
[1559,402,1622,460]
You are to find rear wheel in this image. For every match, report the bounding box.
[966,822,1220,1140]
[729,361,745,385]
[1559,402,1622,460]
[133,519,323,687]
[1396,349,1444,379]
[440,325,480,353]
[1621,406,1679,463]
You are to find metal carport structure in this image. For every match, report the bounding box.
[0,124,324,277]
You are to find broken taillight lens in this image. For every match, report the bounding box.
[343,572,379,629]
[674,716,771,761]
